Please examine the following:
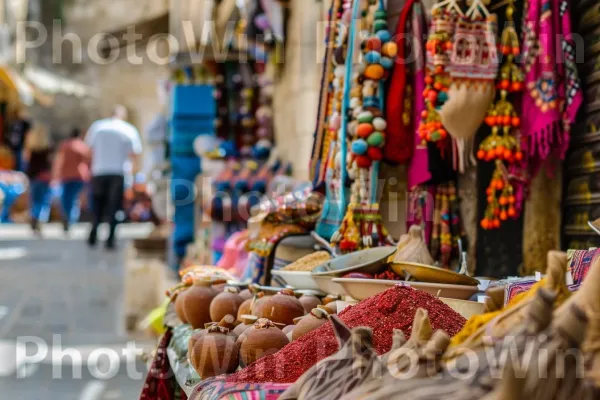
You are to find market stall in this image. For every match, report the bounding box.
[139,0,600,399]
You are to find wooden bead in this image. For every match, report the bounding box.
[382,42,398,58]
[364,64,385,80]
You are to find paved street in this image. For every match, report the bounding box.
[0,223,156,400]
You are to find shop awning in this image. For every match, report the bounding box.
[23,66,98,99]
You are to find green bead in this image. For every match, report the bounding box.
[358,111,374,124]
[367,131,385,147]
[373,20,388,32]
[374,10,387,20]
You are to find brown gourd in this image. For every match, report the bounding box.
[392,225,434,265]
[239,318,289,366]
[299,294,322,313]
[183,278,219,329]
[210,286,245,322]
[251,292,272,318]
[261,289,305,325]
[190,315,239,379]
[174,288,190,324]
[233,315,258,337]
[292,308,329,341]
[237,298,253,321]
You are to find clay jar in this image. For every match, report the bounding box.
[292,308,330,341]
[261,289,305,325]
[174,288,190,324]
[239,318,289,366]
[188,322,217,361]
[239,289,253,301]
[237,299,253,321]
[250,292,272,318]
[233,315,258,337]
[299,294,322,313]
[183,278,219,329]
[191,315,239,379]
[210,286,245,323]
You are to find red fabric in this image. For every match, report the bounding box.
[384,0,417,164]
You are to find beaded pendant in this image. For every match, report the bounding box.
[478,0,524,230]
[331,0,395,252]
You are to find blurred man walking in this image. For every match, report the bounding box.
[86,105,142,249]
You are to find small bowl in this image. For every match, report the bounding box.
[271,270,321,291]
[311,247,396,277]
[311,275,347,296]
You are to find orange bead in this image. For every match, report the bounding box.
[499,196,508,206]
[485,116,496,126]
[435,65,444,74]
[495,146,505,156]
[511,81,522,92]
[512,46,520,56]
[487,195,495,203]
[495,180,504,190]
[511,117,521,127]
[503,149,513,160]
[493,219,501,228]
[477,149,486,160]
[444,41,453,51]
[502,116,511,126]
[508,207,516,218]
[508,195,516,204]
[514,151,523,161]
[426,133,432,141]
[428,91,438,103]
[481,219,489,229]
[500,210,508,221]
[500,80,510,90]
[486,149,496,160]
[493,208,500,216]
[439,129,448,139]
[425,76,433,85]
[434,82,443,91]
[364,64,385,80]
[421,110,428,119]
[486,187,493,196]
[357,123,374,138]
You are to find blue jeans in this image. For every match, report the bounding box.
[60,180,85,224]
[30,180,52,222]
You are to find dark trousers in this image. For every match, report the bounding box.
[89,175,124,245]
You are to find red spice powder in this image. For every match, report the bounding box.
[226,285,466,384]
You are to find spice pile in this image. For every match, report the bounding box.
[226,285,466,383]
[280,251,331,272]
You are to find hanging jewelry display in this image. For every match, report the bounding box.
[331,0,395,252]
[478,0,524,230]
[417,0,459,145]
[430,182,465,268]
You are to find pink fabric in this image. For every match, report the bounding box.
[216,231,249,279]
[521,0,582,172]
[407,2,431,188]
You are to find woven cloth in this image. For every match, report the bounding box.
[504,247,599,304]
[190,377,290,400]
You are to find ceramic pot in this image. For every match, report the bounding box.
[239,318,289,366]
[187,321,217,361]
[183,279,219,329]
[233,315,258,337]
[261,289,305,325]
[190,315,238,379]
[292,308,329,341]
[250,292,272,318]
[237,298,253,321]
[210,287,245,322]
[299,294,322,313]
[239,289,253,301]
[174,288,190,324]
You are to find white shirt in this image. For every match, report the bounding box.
[86,118,142,176]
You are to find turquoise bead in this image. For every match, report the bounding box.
[374,10,387,20]
[367,131,385,147]
[380,57,393,69]
[365,51,381,64]
[438,91,449,103]
[376,30,391,43]
[358,111,374,123]
[351,139,368,155]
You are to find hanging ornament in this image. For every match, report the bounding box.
[478,0,524,230]
[331,0,395,252]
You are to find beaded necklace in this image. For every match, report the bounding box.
[331,0,395,252]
